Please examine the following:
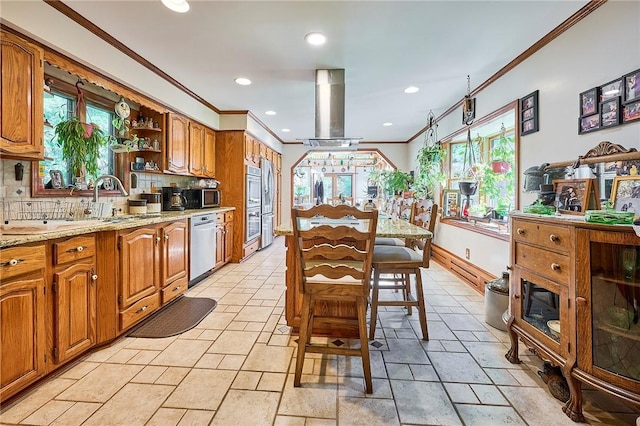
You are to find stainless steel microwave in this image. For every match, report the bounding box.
[184,188,221,209]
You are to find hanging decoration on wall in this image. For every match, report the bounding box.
[462,75,476,125]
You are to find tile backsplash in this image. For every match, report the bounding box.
[1,159,196,218]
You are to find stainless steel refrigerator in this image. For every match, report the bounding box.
[260,157,275,249]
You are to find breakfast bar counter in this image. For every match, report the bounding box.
[275,217,432,337]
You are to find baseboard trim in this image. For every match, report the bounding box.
[431,245,496,294]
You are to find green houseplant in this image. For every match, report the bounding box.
[414,142,446,199]
[54,116,108,180]
[381,169,413,196]
[490,134,515,174]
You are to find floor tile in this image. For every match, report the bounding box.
[58,361,101,380]
[338,397,400,425]
[428,351,492,384]
[177,409,215,425]
[21,400,75,425]
[456,404,527,425]
[232,371,261,390]
[471,383,509,405]
[207,330,260,355]
[210,390,280,425]
[163,369,236,410]
[381,338,430,364]
[463,341,517,369]
[56,364,143,403]
[500,386,578,426]
[146,407,186,426]
[0,378,77,423]
[243,343,294,372]
[390,380,462,425]
[149,339,212,367]
[278,374,337,418]
[257,372,287,392]
[83,383,173,425]
[48,402,100,426]
[444,383,479,404]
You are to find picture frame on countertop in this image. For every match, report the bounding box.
[441,189,460,219]
[519,90,539,136]
[610,175,640,217]
[622,99,640,123]
[579,113,600,134]
[579,87,598,117]
[49,170,65,189]
[600,97,621,128]
[622,68,640,103]
[552,178,600,215]
[599,78,623,102]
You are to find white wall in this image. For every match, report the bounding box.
[409,1,640,276]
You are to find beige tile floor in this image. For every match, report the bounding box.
[2,237,639,425]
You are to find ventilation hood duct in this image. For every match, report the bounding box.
[300,69,361,150]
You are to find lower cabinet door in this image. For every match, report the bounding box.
[0,277,46,400]
[54,262,96,363]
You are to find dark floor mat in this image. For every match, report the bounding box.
[127,296,217,338]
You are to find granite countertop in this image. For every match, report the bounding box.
[0,207,235,248]
[275,217,432,239]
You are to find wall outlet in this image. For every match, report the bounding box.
[465,248,470,259]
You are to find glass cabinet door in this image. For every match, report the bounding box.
[589,242,640,382]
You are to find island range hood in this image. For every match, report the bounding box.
[300,69,361,150]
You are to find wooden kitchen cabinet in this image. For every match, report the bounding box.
[118,227,160,325]
[203,127,216,178]
[51,235,97,364]
[166,112,190,174]
[506,213,640,422]
[189,120,205,176]
[0,30,44,159]
[0,244,47,401]
[160,219,188,304]
[214,211,234,269]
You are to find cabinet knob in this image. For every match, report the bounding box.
[576,297,587,305]
[549,234,559,242]
[173,285,181,292]
[165,234,169,241]
[516,228,525,235]
[2,258,24,267]
[92,274,98,281]
[76,245,84,252]
[136,305,148,313]
[551,263,561,271]
[156,236,161,242]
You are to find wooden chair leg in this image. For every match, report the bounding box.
[369,268,381,340]
[306,298,315,345]
[414,267,429,341]
[295,293,312,387]
[404,273,412,315]
[357,296,373,394]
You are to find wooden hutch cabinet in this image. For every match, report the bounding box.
[0,30,44,159]
[506,213,640,422]
[166,112,190,175]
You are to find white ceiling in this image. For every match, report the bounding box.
[62,0,588,143]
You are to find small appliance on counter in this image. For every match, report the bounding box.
[128,199,147,215]
[161,186,187,211]
[184,188,220,209]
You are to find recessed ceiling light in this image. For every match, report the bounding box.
[383,122,393,127]
[305,32,326,46]
[265,110,276,116]
[282,128,291,132]
[161,0,190,13]
[404,86,419,94]
[235,77,252,86]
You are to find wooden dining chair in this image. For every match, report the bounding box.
[369,201,438,341]
[291,204,379,393]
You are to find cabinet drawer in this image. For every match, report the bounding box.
[514,242,570,284]
[512,219,570,253]
[119,292,161,331]
[216,213,225,224]
[53,235,96,265]
[161,276,187,305]
[243,239,259,259]
[0,245,45,280]
[224,211,234,222]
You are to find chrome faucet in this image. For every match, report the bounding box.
[93,174,128,202]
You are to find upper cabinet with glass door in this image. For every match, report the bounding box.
[0,30,44,159]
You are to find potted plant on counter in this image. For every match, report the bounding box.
[381,169,413,197]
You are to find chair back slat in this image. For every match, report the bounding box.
[301,244,367,261]
[292,205,378,292]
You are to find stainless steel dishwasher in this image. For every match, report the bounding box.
[189,212,216,286]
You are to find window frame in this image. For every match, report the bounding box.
[439,100,519,239]
[31,76,121,198]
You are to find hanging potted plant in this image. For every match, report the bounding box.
[54,116,107,180]
[414,141,446,200]
[490,133,514,174]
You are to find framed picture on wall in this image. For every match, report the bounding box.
[552,178,600,215]
[622,99,640,123]
[579,87,599,117]
[599,78,623,102]
[600,97,621,128]
[519,90,539,136]
[578,113,600,134]
[441,190,460,219]
[49,170,65,189]
[622,69,640,103]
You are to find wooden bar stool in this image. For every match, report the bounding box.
[369,202,437,341]
[291,204,378,393]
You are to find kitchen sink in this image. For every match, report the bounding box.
[0,219,105,235]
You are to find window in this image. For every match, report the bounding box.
[444,104,517,219]
[39,81,116,191]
